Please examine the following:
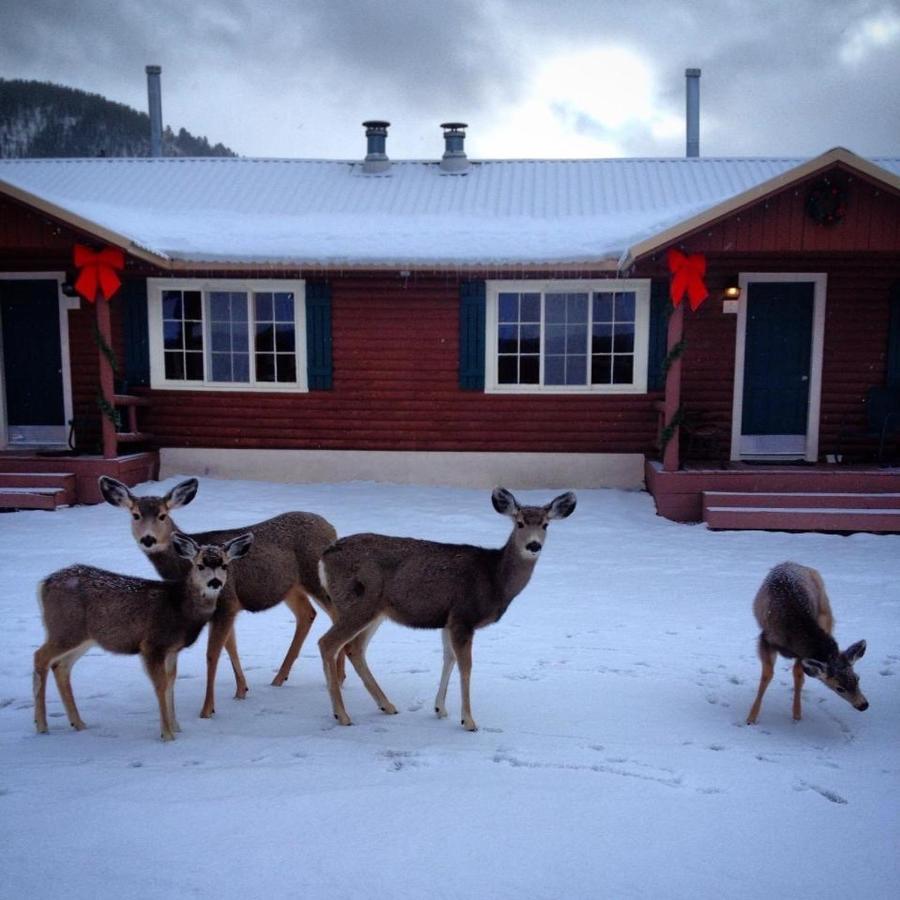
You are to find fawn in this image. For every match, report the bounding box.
[99,476,338,718]
[317,487,576,731]
[746,561,868,725]
[34,532,253,741]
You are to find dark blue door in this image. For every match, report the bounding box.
[741,282,814,436]
[1,280,65,433]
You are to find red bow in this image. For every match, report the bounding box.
[667,248,708,311]
[73,244,125,302]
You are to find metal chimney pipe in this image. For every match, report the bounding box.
[362,120,391,174]
[146,65,163,157]
[685,68,700,158]
[440,122,469,173]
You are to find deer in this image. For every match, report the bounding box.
[317,487,576,731]
[98,476,339,718]
[34,532,253,741]
[746,561,869,725]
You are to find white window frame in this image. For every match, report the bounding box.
[148,278,308,392]
[485,279,650,394]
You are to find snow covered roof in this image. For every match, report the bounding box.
[1,150,898,270]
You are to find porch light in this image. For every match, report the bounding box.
[723,284,741,300]
[722,280,740,314]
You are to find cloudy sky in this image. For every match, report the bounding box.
[1,0,898,160]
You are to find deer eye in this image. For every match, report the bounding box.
[197,564,205,571]
[517,522,524,529]
[542,523,548,530]
[158,514,167,521]
[836,687,846,694]
[132,513,140,521]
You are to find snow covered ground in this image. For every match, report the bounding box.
[1,477,898,899]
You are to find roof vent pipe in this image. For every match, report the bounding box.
[146,65,163,157]
[685,68,700,158]
[440,122,469,173]
[362,120,391,173]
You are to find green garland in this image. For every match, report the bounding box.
[661,339,686,376]
[92,319,120,378]
[659,406,684,453]
[97,391,122,431]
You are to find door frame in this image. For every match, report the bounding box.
[0,272,80,450]
[730,272,827,462]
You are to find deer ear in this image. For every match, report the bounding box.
[547,491,577,519]
[98,476,134,509]
[172,532,199,560]
[801,658,828,679]
[491,487,519,516]
[224,532,254,561]
[844,640,866,664]
[165,478,199,510]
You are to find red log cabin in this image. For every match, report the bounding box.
[1,144,898,531]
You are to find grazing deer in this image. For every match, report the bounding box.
[318,487,576,731]
[746,561,868,725]
[34,532,253,741]
[98,476,338,718]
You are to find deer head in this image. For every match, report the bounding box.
[492,487,577,560]
[801,640,869,711]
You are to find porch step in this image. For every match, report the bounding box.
[703,491,900,533]
[0,472,76,510]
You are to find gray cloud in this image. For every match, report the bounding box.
[0,0,897,158]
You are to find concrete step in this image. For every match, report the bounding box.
[703,491,900,510]
[704,499,900,534]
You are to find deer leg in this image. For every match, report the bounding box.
[165,652,181,733]
[143,648,176,741]
[746,634,776,725]
[201,606,238,718]
[272,585,317,686]
[434,627,456,719]
[50,642,93,731]
[224,626,249,700]
[450,626,477,732]
[346,619,396,716]
[792,659,805,721]
[318,611,376,726]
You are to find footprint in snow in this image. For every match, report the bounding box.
[707,744,727,752]
[795,781,847,805]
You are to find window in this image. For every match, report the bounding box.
[486,280,650,393]
[148,279,307,391]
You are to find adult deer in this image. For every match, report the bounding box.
[34,532,253,741]
[318,487,576,731]
[99,476,337,718]
[746,561,868,725]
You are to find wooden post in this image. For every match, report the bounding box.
[662,303,684,472]
[95,297,117,459]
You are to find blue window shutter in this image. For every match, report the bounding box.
[647,279,670,391]
[459,281,486,390]
[305,281,333,390]
[121,279,149,389]
[888,284,900,389]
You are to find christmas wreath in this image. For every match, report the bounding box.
[805,177,848,226]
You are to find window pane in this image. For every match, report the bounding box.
[593,293,613,322]
[545,294,567,324]
[613,355,634,384]
[521,293,541,322]
[274,293,294,321]
[615,292,635,322]
[592,323,612,354]
[591,354,612,384]
[185,352,204,381]
[256,353,275,382]
[498,356,517,384]
[498,293,518,323]
[210,352,232,382]
[164,351,184,380]
[233,353,250,382]
[567,356,587,385]
[256,323,274,352]
[183,291,202,320]
[255,292,273,321]
[498,323,518,354]
[613,326,635,353]
[163,322,183,350]
[209,291,231,320]
[569,293,587,322]
[210,321,231,352]
[545,355,565,385]
[566,323,587,353]
[162,291,182,319]
[277,354,297,383]
[520,324,540,355]
[520,355,539,383]
[186,322,204,351]
[545,324,565,354]
[275,324,295,353]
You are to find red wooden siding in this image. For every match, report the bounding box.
[144,276,661,453]
[678,168,900,255]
